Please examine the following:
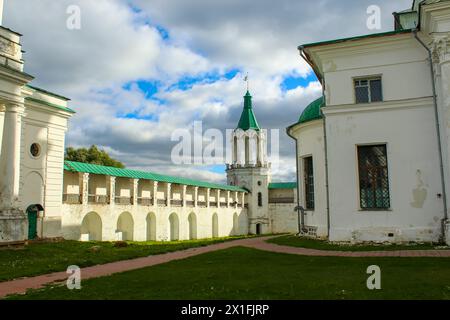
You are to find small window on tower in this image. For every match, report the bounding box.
[258,192,263,207]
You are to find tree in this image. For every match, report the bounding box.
[65,145,125,168]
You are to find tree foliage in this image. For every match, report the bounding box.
[65,145,125,169]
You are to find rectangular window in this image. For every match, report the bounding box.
[258,192,263,207]
[357,145,390,210]
[303,157,315,210]
[354,77,383,103]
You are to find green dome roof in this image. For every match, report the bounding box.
[298,96,325,124]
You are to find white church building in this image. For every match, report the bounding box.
[288,0,450,244]
[2,0,450,245]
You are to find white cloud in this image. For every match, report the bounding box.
[3,0,413,182]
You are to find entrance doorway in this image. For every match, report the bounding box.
[256,223,262,235]
[26,204,44,240]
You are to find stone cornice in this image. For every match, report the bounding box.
[322,96,433,117]
[305,33,419,78]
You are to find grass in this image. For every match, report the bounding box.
[0,236,252,282]
[8,247,450,300]
[267,235,450,251]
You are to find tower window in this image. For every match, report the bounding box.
[258,192,263,207]
[354,77,382,104]
[304,157,314,210]
[358,145,390,210]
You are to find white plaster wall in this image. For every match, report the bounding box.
[61,203,248,242]
[227,166,271,234]
[324,98,445,243]
[321,37,432,107]
[269,203,298,233]
[16,101,69,238]
[291,120,328,237]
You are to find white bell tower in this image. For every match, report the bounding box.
[226,89,271,235]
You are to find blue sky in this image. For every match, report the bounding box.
[4,0,412,183]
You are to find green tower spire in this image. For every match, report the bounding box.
[237,91,260,131]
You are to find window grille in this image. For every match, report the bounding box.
[355,78,383,103]
[358,145,390,209]
[304,157,315,210]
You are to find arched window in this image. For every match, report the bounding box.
[258,192,263,207]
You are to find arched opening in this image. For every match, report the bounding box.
[212,213,219,238]
[146,212,157,241]
[169,213,179,241]
[188,213,197,240]
[233,212,239,236]
[244,136,250,165]
[81,212,102,241]
[117,212,134,241]
[233,136,238,164]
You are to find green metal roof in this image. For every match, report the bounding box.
[64,161,247,192]
[268,182,297,189]
[237,91,260,131]
[300,29,413,49]
[26,85,71,101]
[26,97,75,114]
[298,96,325,124]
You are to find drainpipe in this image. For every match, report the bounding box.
[413,29,449,242]
[286,125,306,235]
[321,111,331,239]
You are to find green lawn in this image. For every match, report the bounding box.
[0,236,251,282]
[268,235,450,251]
[8,247,450,300]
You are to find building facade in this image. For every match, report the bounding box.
[0,19,74,242]
[288,0,450,244]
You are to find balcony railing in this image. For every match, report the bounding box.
[171,199,183,207]
[115,196,132,205]
[157,199,167,206]
[65,194,248,209]
[269,198,295,204]
[137,197,153,206]
[186,200,195,207]
[63,194,81,204]
[88,194,109,204]
[197,201,207,208]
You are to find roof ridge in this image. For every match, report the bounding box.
[64,160,247,192]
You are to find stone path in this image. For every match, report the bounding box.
[1,236,449,298]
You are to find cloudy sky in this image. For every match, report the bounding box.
[4,0,411,183]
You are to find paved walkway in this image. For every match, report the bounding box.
[1,236,449,298]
